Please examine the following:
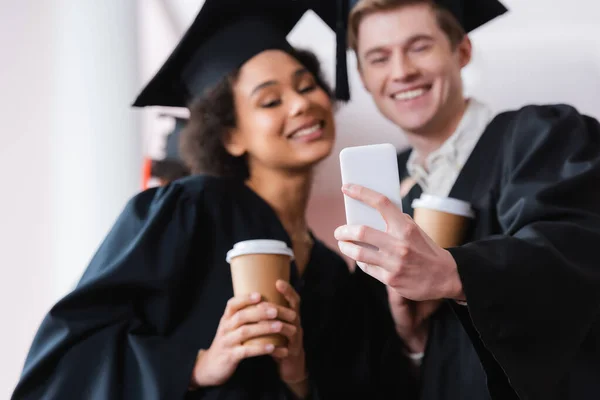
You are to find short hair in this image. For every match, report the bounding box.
[348,0,466,52]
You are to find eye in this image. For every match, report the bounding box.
[261,99,281,108]
[410,42,432,53]
[299,84,317,94]
[369,56,388,65]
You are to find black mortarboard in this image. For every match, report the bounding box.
[434,0,508,32]
[135,0,322,107]
[133,0,365,107]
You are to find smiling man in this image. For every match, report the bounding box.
[334,0,600,399]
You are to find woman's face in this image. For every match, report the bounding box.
[226,50,336,175]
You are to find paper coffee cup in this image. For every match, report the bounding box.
[411,195,474,248]
[226,240,294,347]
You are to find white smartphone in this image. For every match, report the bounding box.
[339,143,403,233]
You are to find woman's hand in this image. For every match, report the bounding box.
[190,292,299,388]
[272,280,309,398]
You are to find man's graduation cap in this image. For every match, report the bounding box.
[132,0,507,107]
[421,0,507,33]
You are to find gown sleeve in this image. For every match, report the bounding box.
[12,183,202,400]
[448,104,600,399]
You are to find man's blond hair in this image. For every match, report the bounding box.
[348,0,466,51]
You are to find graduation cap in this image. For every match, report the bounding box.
[434,0,508,32]
[132,0,357,107]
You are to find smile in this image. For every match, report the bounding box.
[391,85,431,101]
[288,121,325,140]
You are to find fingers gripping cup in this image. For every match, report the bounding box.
[411,195,475,248]
[226,240,294,347]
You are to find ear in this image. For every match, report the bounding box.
[223,128,246,157]
[456,35,473,69]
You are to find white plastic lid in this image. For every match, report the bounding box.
[226,239,295,263]
[411,194,475,218]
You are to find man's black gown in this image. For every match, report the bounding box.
[11,176,418,399]
[359,104,600,400]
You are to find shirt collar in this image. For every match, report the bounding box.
[406,98,493,177]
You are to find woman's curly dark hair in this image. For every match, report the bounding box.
[180,48,334,180]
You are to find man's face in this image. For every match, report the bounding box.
[356,4,471,134]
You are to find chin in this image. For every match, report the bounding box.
[305,146,334,165]
[397,118,432,133]
[386,106,436,133]
[292,145,334,171]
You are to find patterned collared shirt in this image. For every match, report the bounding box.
[406,99,494,196]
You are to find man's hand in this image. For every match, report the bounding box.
[334,184,465,301]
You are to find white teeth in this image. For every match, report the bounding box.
[393,88,427,101]
[290,123,320,138]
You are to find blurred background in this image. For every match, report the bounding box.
[1,0,599,396]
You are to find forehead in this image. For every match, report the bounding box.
[357,4,441,52]
[235,50,305,92]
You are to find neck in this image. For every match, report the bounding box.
[246,167,313,239]
[405,98,469,164]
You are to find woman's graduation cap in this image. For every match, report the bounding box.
[132,0,356,106]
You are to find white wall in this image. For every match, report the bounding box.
[50,0,141,299]
[0,2,56,396]
[0,1,140,397]
[1,0,599,397]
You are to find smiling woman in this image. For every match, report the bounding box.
[180,47,335,181]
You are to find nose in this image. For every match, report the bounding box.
[390,51,418,82]
[288,90,311,117]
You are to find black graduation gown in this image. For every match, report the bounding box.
[396,104,600,400]
[10,176,385,400]
[447,104,600,400]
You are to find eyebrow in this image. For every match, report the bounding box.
[250,68,310,96]
[363,34,434,58]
